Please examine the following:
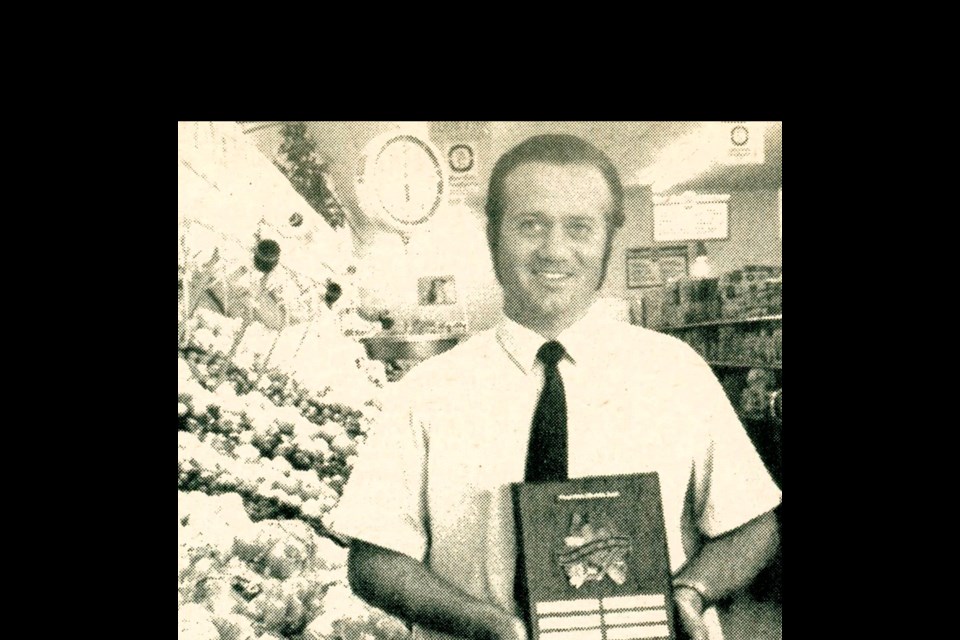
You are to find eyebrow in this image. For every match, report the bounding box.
[512,213,601,223]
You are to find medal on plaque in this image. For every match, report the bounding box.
[512,474,679,640]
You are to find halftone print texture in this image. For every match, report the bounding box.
[179,122,782,640]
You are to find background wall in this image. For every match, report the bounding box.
[242,122,782,333]
[604,186,782,306]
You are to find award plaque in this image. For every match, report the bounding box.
[512,473,678,640]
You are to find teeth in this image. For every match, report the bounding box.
[537,272,567,280]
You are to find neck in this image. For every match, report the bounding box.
[503,297,594,341]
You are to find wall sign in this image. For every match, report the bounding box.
[626,246,689,289]
[714,121,766,165]
[445,141,480,206]
[653,192,730,242]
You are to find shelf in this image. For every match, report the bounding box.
[659,314,782,332]
[708,361,782,370]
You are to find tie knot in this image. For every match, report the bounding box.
[537,341,566,367]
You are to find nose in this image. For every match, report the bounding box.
[538,222,570,261]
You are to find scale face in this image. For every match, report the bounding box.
[357,131,446,227]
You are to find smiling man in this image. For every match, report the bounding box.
[331,134,782,640]
[492,160,614,337]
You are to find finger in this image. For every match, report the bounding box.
[675,601,709,640]
[505,615,529,640]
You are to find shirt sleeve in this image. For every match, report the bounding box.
[326,375,429,560]
[683,350,782,538]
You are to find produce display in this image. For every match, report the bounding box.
[178,492,411,640]
[178,308,384,530]
[179,122,421,639]
[272,122,349,230]
[178,303,410,639]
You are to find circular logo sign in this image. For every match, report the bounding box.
[730,125,749,147]
[448,144,475,173]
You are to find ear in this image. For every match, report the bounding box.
[597,225,619,290]
[486,221,503,285]
[486,220,498,249]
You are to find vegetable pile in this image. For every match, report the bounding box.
[178,492,410,640]
[178,308,407,639]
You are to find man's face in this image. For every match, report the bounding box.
[494,162,613,331]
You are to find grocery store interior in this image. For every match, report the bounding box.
[178,122,782,640]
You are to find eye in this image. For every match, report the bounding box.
[517,218,545,235]
[566,221,596,239]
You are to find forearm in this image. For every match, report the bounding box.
[674,510,780,603]
[348,540,521,640]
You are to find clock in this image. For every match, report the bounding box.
[356,131,447,227]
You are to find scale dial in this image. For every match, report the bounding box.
[357,132,446,227]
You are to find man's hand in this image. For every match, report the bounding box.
[673,586,708,640]
[670,510,780,640]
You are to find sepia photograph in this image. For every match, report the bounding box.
[178,121,783,640]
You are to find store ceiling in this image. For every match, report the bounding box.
[671,122,782,194]
[241,121,782,199]
[487,121,782,194]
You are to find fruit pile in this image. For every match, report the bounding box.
[178,302,391,528]
[179,294,403,637]
[178,491,411,640]
[178,344,373,531]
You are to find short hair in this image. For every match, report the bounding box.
[485,134,625,254]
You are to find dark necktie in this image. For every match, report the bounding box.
[516,340,568,621]
[525,341,568,481]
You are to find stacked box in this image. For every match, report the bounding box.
[657,278,723,325]
[711,325,782,366]
[694,278,722,323]
[636,289,665,329]
[719,271,746,319]
[719,267,782,319]
[717,327,741,362]
[742,265,782,282]
[743,281,766,318]
[660,282,683,328]
[682,330,707,360]
[763,278,783,315]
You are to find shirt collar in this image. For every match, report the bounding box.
[496,301,610,375]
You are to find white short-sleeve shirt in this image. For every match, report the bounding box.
[329,303,781,637]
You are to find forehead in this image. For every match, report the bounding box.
[500,162,613,218]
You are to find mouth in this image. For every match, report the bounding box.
[531,269,574,285]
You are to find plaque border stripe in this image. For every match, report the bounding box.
[600,594,666,610]
[601,609,669,626]
[604,624,671,640]
[538,629,605,640]
[536,599,602,615]
[538,614,603,631]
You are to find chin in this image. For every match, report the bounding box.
[531,293,575,318]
